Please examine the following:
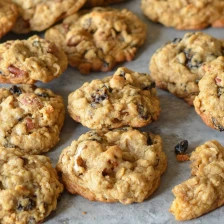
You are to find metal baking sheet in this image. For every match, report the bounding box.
[1,0,224,223]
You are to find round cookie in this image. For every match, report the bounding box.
[12,0,86,33]
[68,67,160,129]
[57,127,167,204]
[170,140,224,220]
[149,32,224,105]
[194,56,224,132]
[84,0,124,7]
[0,85,65,154]
[45,7,146,74]
[0,0,18,38]
[141,0,224,30]
[0,35,68,84]
[0,146,63,224]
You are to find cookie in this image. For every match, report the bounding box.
[84,0,124,7]
[0,0,18,38]
[45,7,146,74]
[57,127,167,204]
[0,146,63,224]
[12,0,86,33]
[141,0,224,30]
[194,56,224,131]
[149,32,224,105]
[0,35,68,84]
[170,140,224,220]
[0,85,65,154]
[68,67,160,129]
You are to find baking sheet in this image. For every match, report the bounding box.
[1,0,224,223]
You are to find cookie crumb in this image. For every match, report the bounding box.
[82,211,87,215]
[176,154,190,162]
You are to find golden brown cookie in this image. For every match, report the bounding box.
[0,146,63,224]
[150,32,224,105]
[45,7,146,74]
[0,35,68,84]
[194,56,224,131]
[0,85,65,154]
[170,140,224,220]
[68,67,160,129]
[12,0,86,33]
[141,0,224,30]
[57,127,167,204]
[0,0,18,38]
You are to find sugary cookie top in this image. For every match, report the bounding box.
[57,128,167,204]
[0,35,68,84]
[45,7,146,74]
[141,0,224,29]
[68,67,160,129]
[0,85,65,154]
[150,32,224,105]
[0,147,63,224]
[194,56,224,131]
[0,0,18,38]
[12,0,86,32]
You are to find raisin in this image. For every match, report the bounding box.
[119,70,126,79]
[91,88,108,103]
[147,135,153,145]
[183,50,202,70]
[172,38,182,44]
[174,140,188,155]
[212,117,224,131]
[137,104,149,120]
[10,85,22,95]
[217,87,224,97]
[102,61,110,69]
[143,82,156,90]
[37,92,49,98]
[17,198,36,211]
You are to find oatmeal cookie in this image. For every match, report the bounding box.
[12,0,86,33]
[150,32,224,105]
[141,0,224,30]
[0,35,68,84]
[57,127,167,204]
[0,147,63,224]
[68,67,160,129]
[0,0,18,38]
[194,56,224,131]
[0,85,65,154]
[170,140,224,220]
[84,0,124,7]
[45,7,146,74]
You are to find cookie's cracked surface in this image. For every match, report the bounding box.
[12,0,86,33]
[0,0,18,38]
[150,32,224,105]
[68,67,160,129]
[194,56,224,131]
[170,140,224,220]
[45,7,146,74]
[0,35,68,84]
[57,127,167,204]
[0,147,63,224]
[141,0,224,30]
[0,85,65,154]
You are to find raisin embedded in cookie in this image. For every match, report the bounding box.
[84,0,124,7]
[0,35,68,84]
[141,0,224,30]
[149,32,224,105]
[11,0,86,33]
[0,85,65,154]
[45,7,146,74]
[68,67,160,129]
[170,140,224,220]
[57,127,167,204]
[0,0,18,38]
[0,147,63,224]
[194,56,224,131]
